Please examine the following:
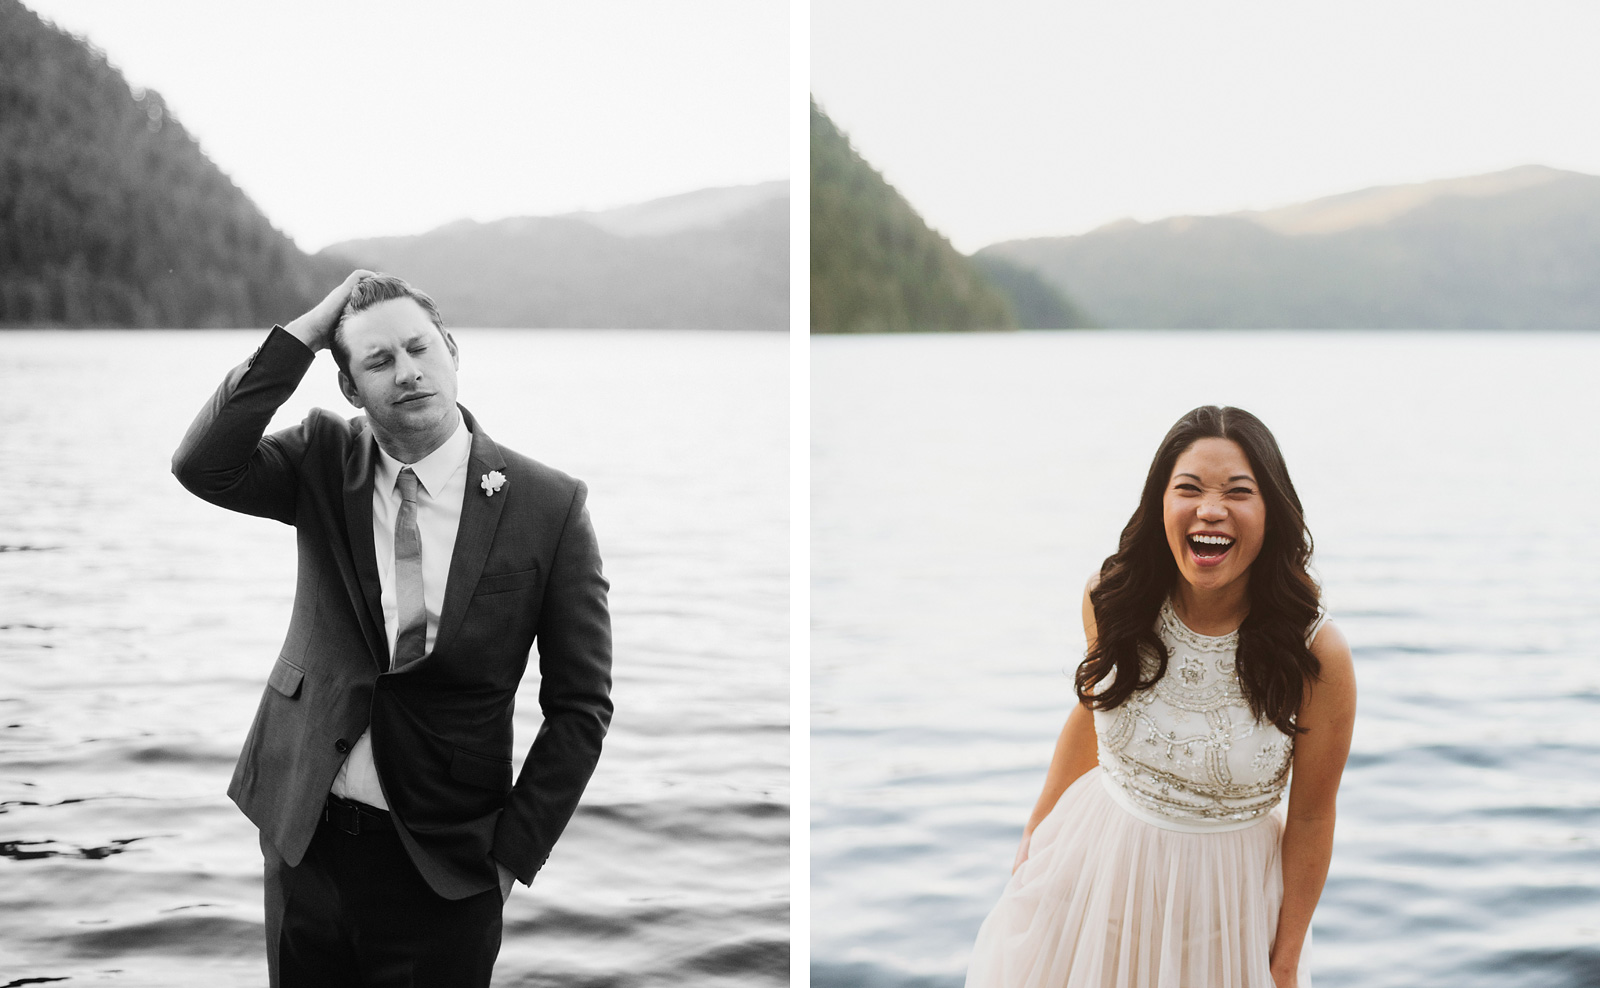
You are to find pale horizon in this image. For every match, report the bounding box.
[812,0,1600,252]
[24,0,790,254]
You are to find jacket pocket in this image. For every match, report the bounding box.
[451,747,513,792]
[267,656,305,699]
[473,566,539,597]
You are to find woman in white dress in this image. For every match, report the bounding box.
[965,406,1356,988]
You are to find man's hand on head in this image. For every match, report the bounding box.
[284,269,376,353]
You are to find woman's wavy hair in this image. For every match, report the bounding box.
[1076,406,1321,735]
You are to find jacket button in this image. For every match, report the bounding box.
[334,738,351,753]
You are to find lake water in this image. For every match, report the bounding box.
[0,329,788,987]
[812,331,1600,988]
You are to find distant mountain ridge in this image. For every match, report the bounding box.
[982,165,1600,329]
[325,181,788,330]
[564,180,787,237]
[1231,164,1568,236]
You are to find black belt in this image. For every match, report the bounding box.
[323,793,393,835]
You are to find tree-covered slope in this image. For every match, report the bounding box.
[0,0,344,327]
[810,99,1014,333]
[983,166,1600,329]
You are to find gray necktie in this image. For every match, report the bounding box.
[392,467,427,669]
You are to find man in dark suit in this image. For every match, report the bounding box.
[173,271,613,986]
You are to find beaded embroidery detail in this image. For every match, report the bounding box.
[1094,600,1298,825]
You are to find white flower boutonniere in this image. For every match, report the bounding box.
[481,470,507,497]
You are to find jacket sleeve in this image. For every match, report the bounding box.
[492,480,614,883]
[171,327,319,525]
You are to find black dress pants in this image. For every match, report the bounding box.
[261,806,502,988]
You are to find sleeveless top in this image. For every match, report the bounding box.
[1091,600,1329,833]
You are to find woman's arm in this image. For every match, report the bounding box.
[1014,580,1103,872]
[1269,620,1357,986]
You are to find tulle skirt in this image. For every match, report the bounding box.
[965,768,1311,988]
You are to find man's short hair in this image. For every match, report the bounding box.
[330,274,448,378]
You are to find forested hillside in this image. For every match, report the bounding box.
[0,0,344,327]
[810,100,1015,333]
[983,165,1600,329]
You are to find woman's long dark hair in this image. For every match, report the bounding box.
[1076,406,1321,735]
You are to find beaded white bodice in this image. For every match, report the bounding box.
[1092,601,1319,831]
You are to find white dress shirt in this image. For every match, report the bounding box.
[331,417,472,809]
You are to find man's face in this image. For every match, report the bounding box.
[337,297,460,449]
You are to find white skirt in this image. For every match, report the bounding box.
[965,768,1312,988]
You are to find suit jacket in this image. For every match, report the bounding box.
[172,327,613,899]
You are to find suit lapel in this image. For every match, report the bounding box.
[342,422,390,671]
[432,406,507,656]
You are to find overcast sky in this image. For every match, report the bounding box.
[26,0,789,252]
[812,0,1600,251]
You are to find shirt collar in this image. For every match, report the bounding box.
[373,415,473,498]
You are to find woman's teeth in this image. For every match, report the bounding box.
[1188,534,1234,558]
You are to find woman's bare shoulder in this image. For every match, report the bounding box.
[1308,618,1356,698]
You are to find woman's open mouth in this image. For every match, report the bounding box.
[1187,533,1234,563]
